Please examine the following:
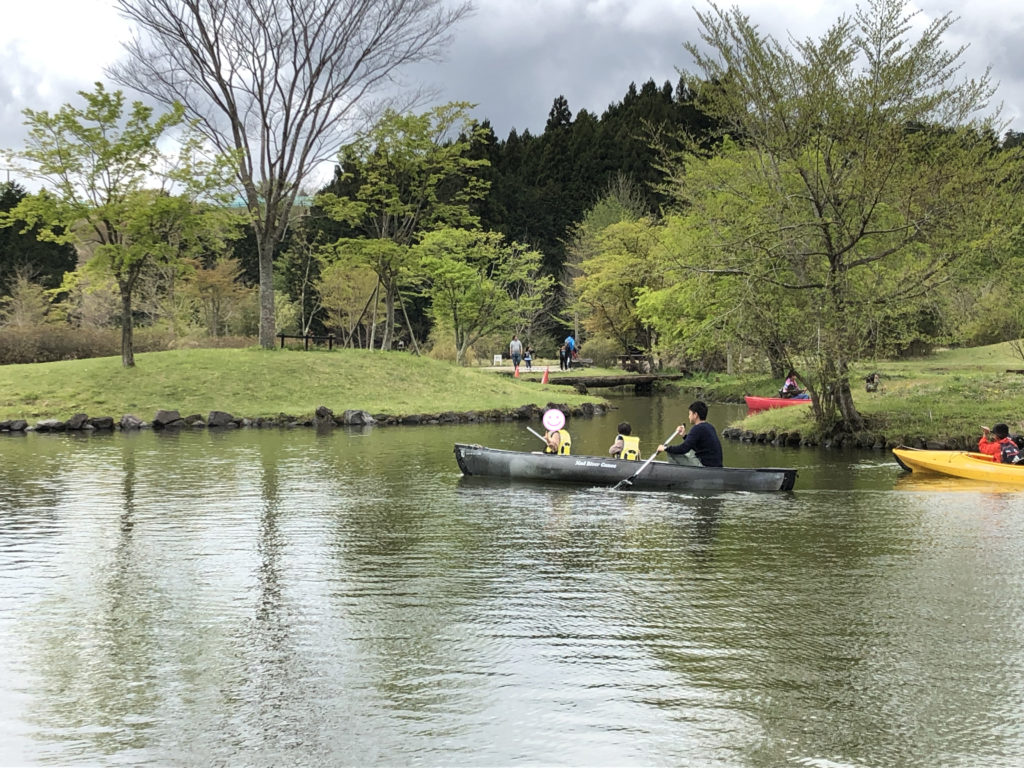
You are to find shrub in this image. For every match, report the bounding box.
[0,326,120,364]
[575,335,619,367]
[0,325,257,364]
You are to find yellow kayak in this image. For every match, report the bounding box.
[892,447,1024,485]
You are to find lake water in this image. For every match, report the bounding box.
[1,394,1023,767]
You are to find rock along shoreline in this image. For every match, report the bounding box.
[0,402,610,435]
[2,403,973,452]
[720,425,982,452]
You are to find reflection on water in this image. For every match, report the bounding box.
[1,394,1024,767]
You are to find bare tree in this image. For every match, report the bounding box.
[108,0,473,348]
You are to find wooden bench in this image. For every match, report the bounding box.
[616,353,653,373]
[570,357,594,369]
[278,333,335,350]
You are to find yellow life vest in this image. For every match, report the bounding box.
[545,429,572,455]
[619,434,640,460]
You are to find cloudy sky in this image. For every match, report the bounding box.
[2,0,1022,186]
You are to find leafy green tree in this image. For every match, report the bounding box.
[573,217,666,354]
[276,219,328,336]
[189,258,252,337]
[110,0,472,349]
[133,258,203,337]
[2,83,239,366]
[0,272,53,328]
[566,177,659,353]
[654,0,1021,431]
[640,199,799,374]
[316,102,491,351]
[51,271,121,329]
[413,228,551,364]
[316,260,382,348]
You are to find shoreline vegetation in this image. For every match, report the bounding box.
[1,343,1023,450]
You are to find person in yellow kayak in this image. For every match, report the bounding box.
[978,423,1023,464]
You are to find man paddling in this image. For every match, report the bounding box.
[656,401,723,467]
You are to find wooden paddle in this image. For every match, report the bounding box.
[612,430,678,490]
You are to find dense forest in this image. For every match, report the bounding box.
[259,77,716,346]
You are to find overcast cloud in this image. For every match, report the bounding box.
[3,0,1022,187]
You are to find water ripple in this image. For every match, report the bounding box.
[1,428,1023,766]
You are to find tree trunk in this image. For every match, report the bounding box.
[398,291,421,356]
[257,244,276,349]
[766,340,788,379]
[812,354,864,433]
[368,282,380,349]
[381,278,396,350]
[836,378,864,431]
[120,281,135,368]
[454,323,466,365]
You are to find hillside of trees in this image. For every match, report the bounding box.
[260,77,715,349]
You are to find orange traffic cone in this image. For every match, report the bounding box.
[513,365,520,378]
[541,366,549,384]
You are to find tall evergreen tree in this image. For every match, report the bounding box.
[0,182,77,296]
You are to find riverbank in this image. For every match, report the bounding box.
[687,341,1024,450]
[0,348,607,429]
[3,343,1023,446]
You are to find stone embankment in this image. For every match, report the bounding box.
[0,402,608,434]
[721,426,978,451]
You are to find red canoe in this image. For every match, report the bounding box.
[744,395,813,413]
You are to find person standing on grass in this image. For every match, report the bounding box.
[509,334,523,369]
[565,334,576,361]
[523,346,533,371]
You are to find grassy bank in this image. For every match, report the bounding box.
[4,343,1023,444]
[0,348,601,422]
[686,341,1024,445]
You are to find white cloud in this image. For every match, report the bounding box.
[2,0,1020,178]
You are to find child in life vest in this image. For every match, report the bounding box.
[978,423,1023,463]
[609,422,641,460]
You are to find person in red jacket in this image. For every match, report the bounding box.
[978,423,1015,462]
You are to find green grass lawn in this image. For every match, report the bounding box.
[692,340,1024,443]
[0,347,599,422]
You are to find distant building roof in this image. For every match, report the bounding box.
[227,195,314,208]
